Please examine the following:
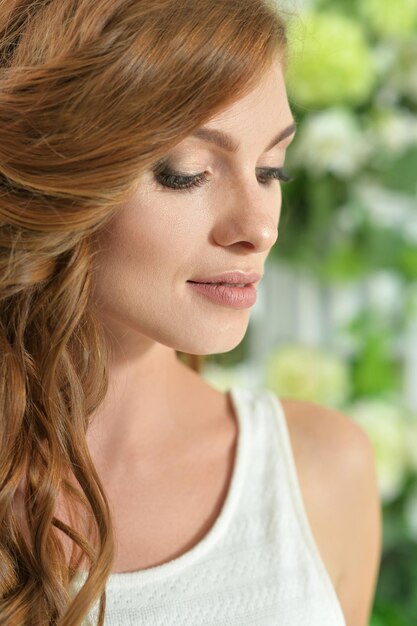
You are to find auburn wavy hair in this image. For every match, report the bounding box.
[0,0,287,623]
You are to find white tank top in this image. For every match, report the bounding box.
[72,386,347,626]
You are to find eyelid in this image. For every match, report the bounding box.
[152,161,287,176]
[256,167,293,183]
[152,164,293,193]
[152,159,205,178]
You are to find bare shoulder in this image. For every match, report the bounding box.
[279,397,382,626]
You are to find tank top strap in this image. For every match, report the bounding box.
[231,386,346,626]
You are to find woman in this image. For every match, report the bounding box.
[0,0,381,624]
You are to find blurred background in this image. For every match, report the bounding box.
[190,0,417,623]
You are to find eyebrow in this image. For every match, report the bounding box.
[191,120,297,154]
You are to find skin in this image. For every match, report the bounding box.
[87,58,292,464]
[83,58,381,625]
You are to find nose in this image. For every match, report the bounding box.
[212,175,280,253]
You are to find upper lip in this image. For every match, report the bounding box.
[187,271,262,285]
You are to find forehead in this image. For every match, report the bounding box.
[207,61,291,129]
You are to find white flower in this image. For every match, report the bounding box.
[365,271,405,317]
[289,108,373,178]
[373,42,399,77]
[354,180,417,234]
[346,398,409,502]
[370,108,417,155]
[335,203,365,234]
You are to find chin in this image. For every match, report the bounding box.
[175,332,248,357]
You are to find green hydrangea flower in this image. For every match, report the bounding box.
[360,0,417,38]
[264,343,351,408]
[286,13,376,108]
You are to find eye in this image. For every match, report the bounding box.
[152,162,294,192]
[152,163,209,192]
[256,167,293,186]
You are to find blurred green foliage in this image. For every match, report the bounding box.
[205,0,417,622]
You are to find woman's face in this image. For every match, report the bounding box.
[91,59,295,356]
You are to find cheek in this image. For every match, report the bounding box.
[97,197,209,281]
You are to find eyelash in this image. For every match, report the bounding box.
[153,166,293,192]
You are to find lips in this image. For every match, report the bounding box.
[187,280,257,308]
[187,271,262,285]
[189,281,247,286]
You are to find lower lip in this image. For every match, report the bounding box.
[187,281,257,309]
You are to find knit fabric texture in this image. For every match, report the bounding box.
[71,386,347,626]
